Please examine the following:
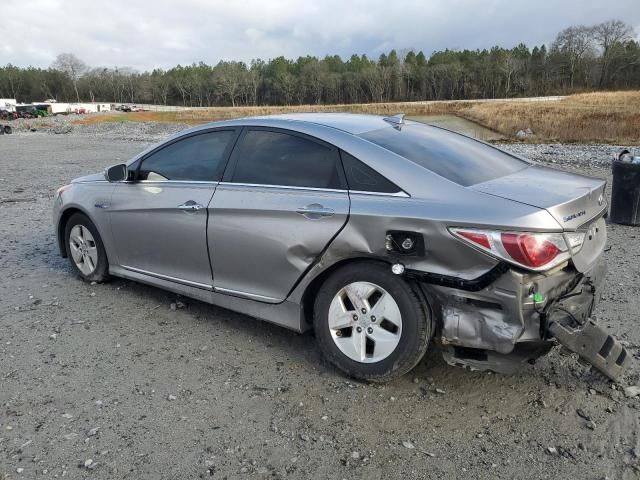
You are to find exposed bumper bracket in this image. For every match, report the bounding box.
[549,319,630,382]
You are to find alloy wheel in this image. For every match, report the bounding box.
[327,281,403,363]
[68,225,98,275]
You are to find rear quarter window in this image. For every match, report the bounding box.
[340,151,402,194]
[359,124,528,186]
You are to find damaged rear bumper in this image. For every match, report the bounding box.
[418,255,629,379]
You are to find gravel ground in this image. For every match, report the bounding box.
[6,113,188,143]
[1,127,640,479]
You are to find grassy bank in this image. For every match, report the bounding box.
[459,91,640,144]
[74,91,640,144]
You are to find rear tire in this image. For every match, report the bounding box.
[313,261,431,382]
[64,213,110,283]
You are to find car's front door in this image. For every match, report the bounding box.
[209,128,350,302]
[109,129,238,288]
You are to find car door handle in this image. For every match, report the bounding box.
[296,204,335,218]
[178,201,204,212]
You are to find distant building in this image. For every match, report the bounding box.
[0,99,17,111]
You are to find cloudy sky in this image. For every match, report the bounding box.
[2,0,639,70]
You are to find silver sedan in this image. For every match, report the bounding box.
[53,113,629,381]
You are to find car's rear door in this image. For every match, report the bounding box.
[109,128,239,288]
[209,127,350,302]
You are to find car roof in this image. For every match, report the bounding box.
[241,113,394,135]
[134,113,493,198]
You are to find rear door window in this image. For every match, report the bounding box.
[359,124,528,186]
[230,129,344,189]
[138,130,236,181]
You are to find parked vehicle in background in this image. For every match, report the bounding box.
[14,104,50,118]
[0,110,17,120]
[116,105,132,112]
[34,104,51,117]
[53,113,630,382]
[15,104,39,119]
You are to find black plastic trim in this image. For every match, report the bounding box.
[406,262,510,292]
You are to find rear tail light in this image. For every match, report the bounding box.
[449,228,585,271]
[500,233,561,268]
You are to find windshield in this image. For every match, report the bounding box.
[359,123,529,186]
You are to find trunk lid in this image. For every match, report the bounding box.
[470,165,607,231]
[471,165,607,273]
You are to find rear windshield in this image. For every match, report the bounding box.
[359,124,528,186]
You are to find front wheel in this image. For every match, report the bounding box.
[313,261,432,382]
[64,213,110,282]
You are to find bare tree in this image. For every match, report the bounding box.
[213,61,247,107]
[594,20,633,87]
[301,59,328,104]
[157,76,171,106]
[362,67,384,102]
[247,60,264,105]
[51,53,87,102]
[3,65,23,100]
[552,25,595,88]
[497,50,517,96]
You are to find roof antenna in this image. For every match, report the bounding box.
[383,113,405,129]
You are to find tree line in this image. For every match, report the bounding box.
[1,19,638,107]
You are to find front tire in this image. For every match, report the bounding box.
[64,213,110,282]
[313,261,431,382]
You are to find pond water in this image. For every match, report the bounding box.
[407,114,504,141]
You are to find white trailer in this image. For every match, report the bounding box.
[45,102,112,114]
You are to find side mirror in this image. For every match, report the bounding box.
[105,163,128,182]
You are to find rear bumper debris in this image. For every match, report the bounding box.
[542,257,630,381]
[548,317,630,381]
